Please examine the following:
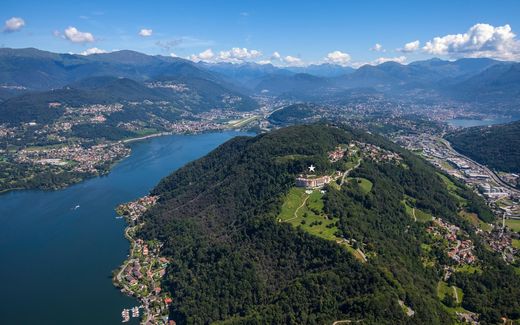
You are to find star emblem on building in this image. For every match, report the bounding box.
[308,164,316,172]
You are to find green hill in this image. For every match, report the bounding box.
[446,120,520,174]
[139,125,519,324]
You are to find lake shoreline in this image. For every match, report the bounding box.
[113,195,171,323]
[0,131,250,324]
[1,128,256,196]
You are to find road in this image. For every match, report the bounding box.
[440,138,520,195]
[340,158,362,186]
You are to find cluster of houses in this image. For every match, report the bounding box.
[16,143,130,174]
[354,141,402,163]
[328,146,348,162]
[481,227,518,264]
[427,217,477,265]
[116,195,173,324]
[117,195,159,222]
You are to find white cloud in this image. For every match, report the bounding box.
[138,28,153,37]
[325,50,351,66]
[370,43,384,52]
[422,23,520,60]
[401,40,420,52]
[188,47,262,63]
[3,17,25,32]
[79,47,108,55]
[63,26,95,43]
[271,51,281,60]
[283,55,304,66]
[217,47,262,62]
[372,56,407,65]
[266,51,304,66]
[188,48,215,62]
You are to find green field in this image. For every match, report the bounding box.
[278,187,367,263]
[460,211,492,232]
[348,177,373,193]
[437,281,463,304]
[402,198,432,222]
[274,154,312,163]
[505,219,520,232]
[279,188,339,240]
[415,208,433,222]
[512,239,520,249]
[454,264,481,274]
[436,172,467,206]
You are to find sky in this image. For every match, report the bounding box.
[2,0,520,67]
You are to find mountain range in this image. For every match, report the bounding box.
[1,47,520,124]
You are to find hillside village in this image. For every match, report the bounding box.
[115,195,175,325]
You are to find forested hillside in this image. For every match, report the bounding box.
[446,120,520,173]
[140,125,520,324]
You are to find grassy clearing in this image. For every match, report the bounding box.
[459,210,492,232]
[512,239,520,249]
[278,187,368,261]
[274,154,312,163]
[454,264,482,274]
[402,198,433,222]
[437,281,464,304]
[348,177,373,193]
[505,219,520,232]
[440,161,455,171]
[437,281,451,300]
[436,172,467,206]
[415,208,433,222]
[279,187,338,241]
[278,187,307,221]
[402,200,414,218]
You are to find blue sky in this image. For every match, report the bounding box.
[2,0,520,66]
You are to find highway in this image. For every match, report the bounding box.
[440,138,520,195]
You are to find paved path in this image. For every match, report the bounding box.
[340,158,362,186]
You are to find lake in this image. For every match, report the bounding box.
[446,117,519,128]
[0,131,251,324]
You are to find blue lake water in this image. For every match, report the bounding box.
[446,117,519,128]
[0,131,251,325]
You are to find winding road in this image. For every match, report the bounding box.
[340,158,362,186]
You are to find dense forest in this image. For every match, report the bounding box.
[268,103,322,125]
[446,120,520,174]
[140,124,520,324]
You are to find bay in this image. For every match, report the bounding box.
[0,131,251,324]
